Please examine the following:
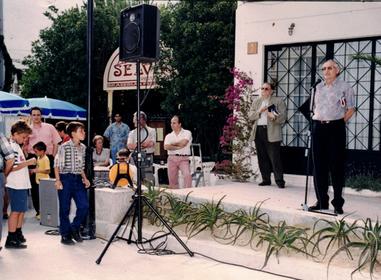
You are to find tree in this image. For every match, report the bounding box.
[20,0,147,130]
[156,0,237,158]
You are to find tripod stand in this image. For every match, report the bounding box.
[299,80,337,217]
[96,61,193,265]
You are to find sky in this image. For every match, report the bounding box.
[3,0,84,68]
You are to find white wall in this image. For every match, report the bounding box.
[235,1,381,89]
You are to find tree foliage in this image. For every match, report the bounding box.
[156,0,237,158]
[20,0,147,127]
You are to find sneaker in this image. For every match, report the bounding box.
[71,230,83,243]
[35,214,41,221]
[5,238,27,249]
[61,236,75,245]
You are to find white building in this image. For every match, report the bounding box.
[235,1,381,174]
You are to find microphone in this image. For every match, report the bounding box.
[311,79,322,89]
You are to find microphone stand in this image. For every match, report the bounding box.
[301,81,337,216]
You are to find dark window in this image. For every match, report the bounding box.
[265,37,381,151]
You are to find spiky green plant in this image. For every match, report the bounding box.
[214,201,269,248]
[163,192,194,227]
[143,185,166,225]
[328,218,381,280]
[309,215,360,261]
[185,196,226,239]
[257,221,311,269]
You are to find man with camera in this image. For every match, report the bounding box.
[249,82,287,188]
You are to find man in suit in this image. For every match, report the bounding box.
[249,83,287,188]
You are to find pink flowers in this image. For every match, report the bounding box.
[220,68,253,149]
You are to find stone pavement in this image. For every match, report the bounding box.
[0,174,380,280]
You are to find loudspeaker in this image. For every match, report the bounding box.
[119,4,160,62]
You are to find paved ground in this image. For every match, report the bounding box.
[1,174,380,280]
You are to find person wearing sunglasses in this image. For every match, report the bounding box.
[308,59,355,215]
[249,82,287,188]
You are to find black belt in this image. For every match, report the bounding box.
[257,125,267,128]
[314,118,344,125]
[173,154,190,157]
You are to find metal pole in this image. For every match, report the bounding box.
[85,0,96,239]
[136,60,143,242]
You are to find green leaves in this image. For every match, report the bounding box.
[328,218,381,280]
[156,0,237,157]
[257,221,310,269]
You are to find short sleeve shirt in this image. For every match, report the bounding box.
[103,122,130,151]
[164,129,192,155]
[6,140,31,190]
[36,155,50,183]
[93,148,110,166]
[27,122,62,155]
[54,140,86,174]
[313,79,355,121]
[0,134,14,171]
[127,126,156,154]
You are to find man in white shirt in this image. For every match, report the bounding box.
[164,115,192,189]
[127,111,156,183]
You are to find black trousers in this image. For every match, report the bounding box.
[254,126,284,184]
[311,119,346,208]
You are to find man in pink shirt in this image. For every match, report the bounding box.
[26,107,61,218]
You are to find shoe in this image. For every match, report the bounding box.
[16,231,26,243]
[71,230,83,243]
[308,203,329,211]
[258,181,271,186]
[35,214,41,221]
[3,213,8,220]
[5,237,27,249]
[277,183,285,188]
[334,207,344,215]
[61,236,75,245]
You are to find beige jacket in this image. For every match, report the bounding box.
[249,96,286,142]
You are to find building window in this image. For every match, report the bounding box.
[265,37,381,151]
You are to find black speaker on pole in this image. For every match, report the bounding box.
[119,4,160,62]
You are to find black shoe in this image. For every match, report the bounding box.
[258,181,271,186]
[277,183,285,188]
[61,236,75,245]
[71,230,83,243]
[16,229,26,243]
[308,203,329,211]
[5,237,27,249]
[334,207,344,215]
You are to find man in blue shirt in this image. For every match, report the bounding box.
[103,113,130,163]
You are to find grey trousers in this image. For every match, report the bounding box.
[254,126,285,184]
[0,173,4,241]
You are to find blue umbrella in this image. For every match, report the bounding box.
[28,97,87,120]
[0,91,30,114]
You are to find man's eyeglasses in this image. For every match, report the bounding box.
[321,66,334,71]
[261,87,271,91]
[31,114,41,116]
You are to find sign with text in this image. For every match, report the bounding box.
[103,48,158,91]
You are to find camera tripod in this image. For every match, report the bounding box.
[96,61,193,265]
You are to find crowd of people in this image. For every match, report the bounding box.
[0,58,356,251]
